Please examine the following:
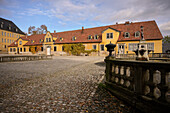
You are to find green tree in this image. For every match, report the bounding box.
[163,35,170,43]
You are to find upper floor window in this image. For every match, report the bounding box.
[4,32,6,36]
[49,38,51,42]
[2,38,3,42]
[72,36,76,41]
[5,39,6,43]
[124,32,130,38]
[94,35,98,39]
[10,33,11,37]
[2,31,3,36]
[106,33,113,39]
[46,38,49,42]
[88,35,92,40]
[135,31,140,37]
[19,41,22,45]
[7,33,9,37]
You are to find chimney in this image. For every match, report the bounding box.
[125,21,130,25]
[54,30,56,33]
[81,26,84,33]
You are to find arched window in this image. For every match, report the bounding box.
[135,31,140,37]
[124,32,130,38]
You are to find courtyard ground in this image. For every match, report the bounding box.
[0,56,134,113]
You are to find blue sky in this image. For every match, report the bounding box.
[0,0,170,36]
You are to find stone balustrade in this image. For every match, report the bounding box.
[0,55,53,62]
[105,57,170,113]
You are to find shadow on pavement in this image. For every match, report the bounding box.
[94,61,106,67]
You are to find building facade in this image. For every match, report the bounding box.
[0,17,25,52]
[8,20,163,55]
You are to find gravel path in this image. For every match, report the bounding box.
[0,56,133,113]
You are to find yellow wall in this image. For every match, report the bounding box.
[0,29,25,51]
[101,28,120,51]
[117,39,162,54]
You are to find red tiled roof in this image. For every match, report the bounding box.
[8,20,163,47]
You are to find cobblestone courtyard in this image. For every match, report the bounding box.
[0,56,132,113]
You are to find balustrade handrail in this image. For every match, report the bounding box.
[105,57,170,113]
[0,55,53,62]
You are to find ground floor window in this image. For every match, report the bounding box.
[20,48,22,52]
[4,45,6,48]
[13,48,16,52]
[100,45,104,51]
[129,43,138,51]
[35,47,37,51]
[62,46,64,51]
[93,45,96,50]
[54,46,57,51]
[41,47,43,51]
[29,48,31,52]
[147,43,154,50]
[10,48,12,52]
[24,48,26,52]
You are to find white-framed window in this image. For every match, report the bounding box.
[19,41,22,45]
[10,48,12,52]
[72,36,76,41]
[147,43,154,50]
[94,35,98,39]
[135,31,140,37]
[106,33,113,39]
[129,43,138,51]
[100,44,104,51]
[49,38,51,42]
[93,45,96,50]
[46,38,49,42]
[13,48,16,52]
[124,32,130,38]
[88,35,92,40]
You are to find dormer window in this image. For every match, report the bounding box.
[49,38,51,42]
[31,40,34,43]
[60,37,63,41]
[72,36,76,41]
[88,35,92,40]
[135,31,140,37]
[106,33,113,39]
[19,41,22,45]
[9,24,11,30]
[124,32,130,38]
[94,35,98,39]
[1,22,4,28]
[46,38,49,42]
[16,28,18,32]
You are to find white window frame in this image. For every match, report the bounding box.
[88,35,92,40]
[147,43,154,51]
[106,33,113,39]
[124,32,130,38]
[100,44,104,51]
[135,31,140,37]
[93,45,97,50]
[94,35,98,39]
[129,43,138,51]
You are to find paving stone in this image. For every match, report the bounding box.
[0,56,137,113]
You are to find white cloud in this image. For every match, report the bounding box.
[160,21,170,36]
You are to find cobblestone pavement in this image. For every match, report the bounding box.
[0,56,133,113]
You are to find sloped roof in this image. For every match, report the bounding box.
[8,20,163,47]
[0,17,25,35]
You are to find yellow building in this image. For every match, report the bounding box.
[0,17,25,53]
[8,20,163,55]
